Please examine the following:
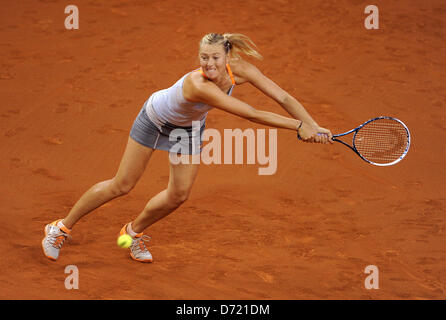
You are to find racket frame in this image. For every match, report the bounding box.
[332,116,411,166]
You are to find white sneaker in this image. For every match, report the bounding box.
[119,223,153,263]
[42,219,71,261]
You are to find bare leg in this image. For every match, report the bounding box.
[131,154,199,233]
[62,138,154,229]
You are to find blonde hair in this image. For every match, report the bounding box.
[199,33,263,60]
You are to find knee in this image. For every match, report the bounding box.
[167,188,190,207]
[110,177,135,196]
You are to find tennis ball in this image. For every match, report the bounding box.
[117,234,133,248]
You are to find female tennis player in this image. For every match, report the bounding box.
[42,33,333,262]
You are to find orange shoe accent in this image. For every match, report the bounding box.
[41,237,57,261]
[120,223,142,238]
[51,219,71,235]
[42,224,58,261]
[119,224,153,263]
[130,254,153,263]
[54,236,65,248]
[119,224,127,236]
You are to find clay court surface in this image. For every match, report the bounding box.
[1,0,445,299]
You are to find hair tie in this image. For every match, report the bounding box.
[224,40,232,52]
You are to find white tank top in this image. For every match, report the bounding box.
[146,65,236,127]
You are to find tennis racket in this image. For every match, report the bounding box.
[299,116,411,166]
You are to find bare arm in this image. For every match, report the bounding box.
[184,70,330,143]
[184,73,302,131]
[238,61,320,125]
[280,95,320,128]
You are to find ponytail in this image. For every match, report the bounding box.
[199,33,263,60]
[223,33,263,60]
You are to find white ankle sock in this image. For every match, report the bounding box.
[126,222,138,238]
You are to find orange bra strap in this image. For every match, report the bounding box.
[197,68,209,79]
[226,64,236,85]
[196,65,235,85]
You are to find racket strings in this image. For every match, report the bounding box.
[354,119,409,164]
